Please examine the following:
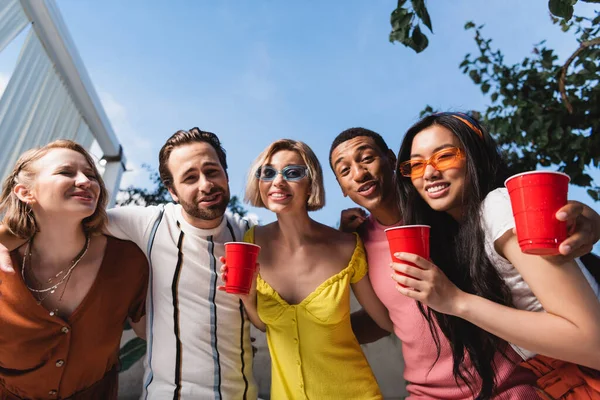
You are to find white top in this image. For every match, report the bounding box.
[107,203,258,400]
[480,188,600,360]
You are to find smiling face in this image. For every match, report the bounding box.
[409,124,468,220]
[24,148,101,220]
[330,136,396,218]
[167,141,231,228]
[258,149,311,214]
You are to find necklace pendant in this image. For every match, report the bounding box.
[49,311,55,316]
[50,289,56,294]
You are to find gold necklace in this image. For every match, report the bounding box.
[22,235,90,303]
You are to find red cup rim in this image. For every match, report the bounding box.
[504,171,570,187]
[224,241,261,250]
[384,225,431,233]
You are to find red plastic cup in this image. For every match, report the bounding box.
[384,225,430,287]
[224,242,261,294]
[505,171,570,255]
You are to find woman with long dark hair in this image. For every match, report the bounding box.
[392,112,600,399]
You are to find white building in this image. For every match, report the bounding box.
[0,0,125,205]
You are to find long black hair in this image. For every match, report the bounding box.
[395,113,514,399]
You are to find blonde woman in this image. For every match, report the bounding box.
[221,139,392,399]
[0,140,147,399]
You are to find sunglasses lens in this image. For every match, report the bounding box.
[260,167,277,180]
[433,149,460,170]
[283,166,306,181]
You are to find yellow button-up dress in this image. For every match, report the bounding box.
[245,227,382,400]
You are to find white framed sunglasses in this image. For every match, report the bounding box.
[255,165,309,182]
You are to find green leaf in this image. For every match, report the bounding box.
[419,105,436,117]
[411,0,433,32]
[491,92,499,103]
[391,8,413,31]
[119,337,147,373]
[389,28,410,44]
[464,21,476,30]
[548,0,574,21]
[389,7,413,44]
[587,189,599,202]
[410,25,429,53]
[481,83,491,93]
[583,60,597,73]
[469,70,482,84]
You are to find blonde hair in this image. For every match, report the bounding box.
[0,140,108,238]
[245,139,325,211]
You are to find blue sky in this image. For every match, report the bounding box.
[0,1,598,251]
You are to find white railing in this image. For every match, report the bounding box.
[0,0,125,206]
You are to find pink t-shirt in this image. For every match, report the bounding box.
[360,215,538,399]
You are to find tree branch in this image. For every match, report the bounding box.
[559,37,600,114]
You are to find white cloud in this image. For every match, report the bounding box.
[98,91,154,189]
[0,72,9,98]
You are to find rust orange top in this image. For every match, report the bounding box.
[0,236,148,400]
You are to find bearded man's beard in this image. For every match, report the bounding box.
[179,188,230,221]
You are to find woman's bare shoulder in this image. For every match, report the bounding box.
[316,224,357,250]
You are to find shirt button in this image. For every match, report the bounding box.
[49,390,57,396]
[300,383,304,388]
[297,360,301,365]
[291,319,296,323]
[56,360,65,367]
[293,338,298,343]
[61,326,69,334]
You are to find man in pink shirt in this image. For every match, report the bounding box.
[328,127,600,399]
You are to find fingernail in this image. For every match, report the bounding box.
[556,211,568,220]
[562,245,571,254]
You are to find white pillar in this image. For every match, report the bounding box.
[102,145,125,208]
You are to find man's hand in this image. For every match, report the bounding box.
[340,208,368,233]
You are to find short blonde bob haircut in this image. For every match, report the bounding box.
[245,139,325,211]
[0,140,108,238]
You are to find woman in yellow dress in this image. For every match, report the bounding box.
[221,139,392,399]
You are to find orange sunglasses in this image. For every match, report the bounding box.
[399,147,465,178]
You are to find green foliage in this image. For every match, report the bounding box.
[549,0,576,21]
[117,164,172,206]
[456,13,600,200]
[228,195,248,217]
[390,0,592,52]
[389,0,432,53]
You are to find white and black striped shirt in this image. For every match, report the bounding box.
[107,204,258,400]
